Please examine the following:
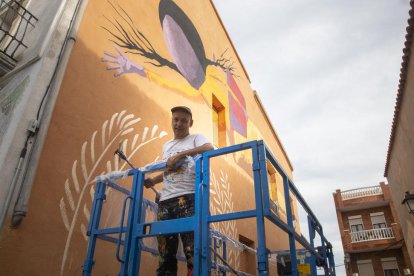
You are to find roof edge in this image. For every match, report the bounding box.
[384,0,414,177]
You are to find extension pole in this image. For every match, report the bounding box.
[114,149,160,200]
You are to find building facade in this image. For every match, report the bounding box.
[0,0,308,275]
[385,0,414,268]
[333,182,413,276]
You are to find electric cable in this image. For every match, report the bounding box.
[36,0,83,121]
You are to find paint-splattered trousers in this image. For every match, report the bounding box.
[156,193,194,276]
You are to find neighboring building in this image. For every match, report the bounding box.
[385,0,414,268]
[0,0,309,275]
[333,182,413,276]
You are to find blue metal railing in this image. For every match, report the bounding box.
[82,140,335,275]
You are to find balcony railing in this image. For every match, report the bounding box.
[0,0,38,62]
[341,185,382,200]
[350,227,394,243]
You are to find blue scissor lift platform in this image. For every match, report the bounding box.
[82,140,336,275]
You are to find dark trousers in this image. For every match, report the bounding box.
[156,194,194,276]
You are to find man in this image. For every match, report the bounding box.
[144,106,214,276]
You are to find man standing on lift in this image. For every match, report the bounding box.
[145,106,214,276]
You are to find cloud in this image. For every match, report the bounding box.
[214,1,411,275]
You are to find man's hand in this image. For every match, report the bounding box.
[166,153,185,170]
[144,178,154,188]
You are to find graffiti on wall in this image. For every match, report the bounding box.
[59,110,167,275]
[98,1,249,269]
[101,0,248,139]
[59,1,259,273]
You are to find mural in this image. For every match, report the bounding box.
[96,1,255,271]
[0,1,294,275]
[101,0,248,138]
[210,170,239,268]
[59,111,167,275]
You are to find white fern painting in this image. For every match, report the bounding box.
[210,170,240,269]
[59,110,167,275]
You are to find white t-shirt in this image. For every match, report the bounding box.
[160,134,210,201]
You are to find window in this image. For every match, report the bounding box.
[267,163,279,215]
[382,257,400,276]
[289,195,296,229]
[267,162,277,201]
[349,215,364,232]
[0,0,37,75]
[357,260,375,276]
[238,235,255,275]
[351,224,364,232]
[212,95,226,148]
[267,171,277,200]
[384,269,399,276]
[370,212,386,229]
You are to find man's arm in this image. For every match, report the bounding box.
[166,143,214,169]
[144,173,163,188]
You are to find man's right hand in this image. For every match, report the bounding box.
[144,178,154,188]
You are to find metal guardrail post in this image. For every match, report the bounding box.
[283,175,298,275]
[194,156,203,275]
[116,195,132,263]
[126,170,145,276]
[201,152,212,276]
[252,141,269,275]
[307,215,317,276]
[327,243,336,275]
[82,181,106,276]
[222,240,227,276]
[319,229,328,276]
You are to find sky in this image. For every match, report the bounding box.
[213,1,411,275]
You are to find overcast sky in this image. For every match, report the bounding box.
[213,1,410,275]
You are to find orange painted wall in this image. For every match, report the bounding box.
[0,0,297,275]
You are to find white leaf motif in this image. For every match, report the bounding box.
[64,180,75,211]
[89,186,95,202]
[80,224,88,241]
[71,161,80,193]
[81,142,88,182]
[109,113,118,137]
[131,134,139,150]
[59,111,168,275]
[120,114,134,129]
[142,127,149,141]
[101,120,108,149]
[151,125,159,138]
[83,204,90,221]
[59,198,70,231]
[117,110,126,126]
[90,131,97,163]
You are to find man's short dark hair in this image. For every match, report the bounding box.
[171,106,192,117]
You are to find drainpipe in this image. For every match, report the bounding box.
[9,0,88,227]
